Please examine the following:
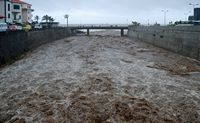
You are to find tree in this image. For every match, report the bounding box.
[154,22,160,26]
[42,15,49,23]
[34,15,40,23]
[132,21,140,26]
[48,16,55,23]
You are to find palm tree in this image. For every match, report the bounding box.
[34,15,40,23]
[42,15,49,23]
[42,15,49,28]
[48,16,55,23]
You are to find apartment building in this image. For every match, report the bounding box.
[0,0,6,23]
[21,1,33,23]
[11,0,22,23]
[0,0,33,24]
[0,0,12,23]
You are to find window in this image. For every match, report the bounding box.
[13,5,20,10]
[14,14,17,20]
[8,4,10,11]
[19,15,21,19]
[8,13,10,18]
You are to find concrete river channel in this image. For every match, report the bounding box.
[0,30,200,122]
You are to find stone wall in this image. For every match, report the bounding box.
[128,26,200,60]
[0,28,71,65]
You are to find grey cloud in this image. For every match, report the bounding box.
[25,0,200,24]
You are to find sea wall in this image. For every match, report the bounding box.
[128,26,200,60]
[0,28,71,65]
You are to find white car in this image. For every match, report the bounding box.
[34,24,42,29]
[0,23,8,32]
[16,25,22,30]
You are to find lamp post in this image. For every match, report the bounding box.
[161,10,168,26]
[184,11,191,21]
[189,3,199,13]
[189,3,199,21]
[64,14,69,27]
[184,13,188,21]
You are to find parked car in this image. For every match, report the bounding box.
[23,24,32,31]
[16,25,22,30]
[34,24,42,29]
[0,23,8,32]
[8,24,17,31]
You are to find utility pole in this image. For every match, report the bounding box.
[189,3,199,21]
[184,13,188,21]
[161,10,168,26]
[189,3,199,13]
[184,11,191,21]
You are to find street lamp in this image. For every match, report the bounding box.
[184,11,191,21]
[189,3,199,9]
[189,3,199,14]
[184,13,188,21]
[64,14,69,27]
[161,10,168,26]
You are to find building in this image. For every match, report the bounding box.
[188,16,194,21]
[0,0,12,23]
[21,1,34,23]
[194,8,200,21]
[0,0,7,23]
[0,0,33,24]
[11,0,22,23]
[0,15,5,23]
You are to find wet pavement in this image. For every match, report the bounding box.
[0,30,200,123]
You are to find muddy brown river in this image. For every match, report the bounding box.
[0,31,200,123]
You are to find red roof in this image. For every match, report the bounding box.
[11,0,31,6]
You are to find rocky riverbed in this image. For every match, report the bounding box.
[0,30,200,123]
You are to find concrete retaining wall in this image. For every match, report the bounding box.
[128,26,200,60]
[0,28,71,65]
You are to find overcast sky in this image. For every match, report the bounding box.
[25,0,199,25]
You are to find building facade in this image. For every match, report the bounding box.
[21,1,33,23]
[194,8,200,21]
[0,0,6,23]
[11,0,22,23]
[0,0,33,24]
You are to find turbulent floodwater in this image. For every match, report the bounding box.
[0,31,200,123]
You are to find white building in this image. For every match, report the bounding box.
[0,0,12,23]
[0,0,33,24]
[11,0,22,23]
[21,1,34,23]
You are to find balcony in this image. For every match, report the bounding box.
[22,4,28,9]
[12,9,21,13]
